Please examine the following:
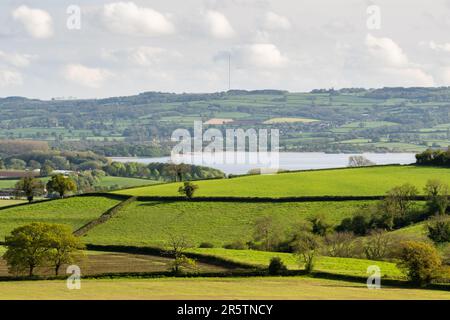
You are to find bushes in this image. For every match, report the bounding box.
[199,242,215,249]
[223,240,248,250]
[268,257,288,275]
[397,241,442,286]
[427,215,450,244]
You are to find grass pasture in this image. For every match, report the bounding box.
[0,196,121,240]
[190,248,404,279]
[1,277,449,300]
[114,166,449,198]
[82,200,371,247]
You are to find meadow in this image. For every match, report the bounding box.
[1,277,449,300]
[189,248,404,279]
[82,200,372,247]
[0,176,154,191]
[114,166,450,197]
[0,196,121,240]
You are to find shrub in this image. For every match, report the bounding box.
[223,240,248,250]
[397,241,442,286]
[198,242,215,248]
[427,215,450,244]
[324,232,357,258]
[268,257,288,275]
[308,214,332,236]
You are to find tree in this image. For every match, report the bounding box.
[47,224,84,275]
[308,214,332,236]
[46,174,77,198]
[427,215,450,244]
[424,180,449,215]
[3,223,54,276]
[348,156,375,167]
[376,183,418,230]
[397,241,442,286]
[14,175,45,202]
[40,162,53,177]
[324,232,356,258]
[178,182,199,199]
[363,230,395,260]
[165,163,191,182]
[293,232,322,273]
[253,216,283,251]
[166,234,195,274]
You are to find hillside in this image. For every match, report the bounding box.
[114,165,450,197]
[3,88,450,153]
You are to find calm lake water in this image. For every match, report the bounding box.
[110,152,417,175]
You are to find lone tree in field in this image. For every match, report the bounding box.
[348,156,375,167]
[166,234,195,274]
[3,223,83,277]
[14,175,45,202]
[178,182,199,199]
[47,224,84,276]
[3,223,54,276]
[293,232,322,273]
[46,174,77,198]
[397,241,442,286]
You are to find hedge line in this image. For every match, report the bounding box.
[134,195,428,203]
[73,196,136,237]
[85,244,256,270]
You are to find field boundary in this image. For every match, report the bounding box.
[73,197,137,237]
[133,195,427,202]
[85,244,256,270]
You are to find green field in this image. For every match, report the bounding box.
[0,196,121,240]
[0,200,27,208]
[0,176,155,191]
[1,277,449,300]
[114,166,449,198]
[83,201,371,247]
[94,176,158,189]
[190,248,404,279]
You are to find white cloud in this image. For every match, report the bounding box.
[0,51,35,68]
[424,41,450,52]
[264,12,291,31]
[12,6,53,39]
[365,34,409,68]
[102,2,175,36]
[365,34,434,86]
[63,64,113,88]
[218,43,287,69]
[205,10,235,39]
[0,69,23,87]
[102,47,182,67]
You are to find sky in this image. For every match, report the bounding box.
[1,0,450,99]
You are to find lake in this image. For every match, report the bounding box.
[110,152,417,175]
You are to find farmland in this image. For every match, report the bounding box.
[0,176,155,191]
[189,248,404,279]
[82,200,374,247]
[114,166,449,197]
[1,277,449,300]
[4,88,450,153]
[0,196,121,240]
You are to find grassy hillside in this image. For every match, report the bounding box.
[0,200,27,208]
[0,176,155,190]
[83,200,373,247]
[94,176,158,189]
[0,196,121,240]
[1,277,450,300]
[190,248,404,279]
[114,166,450,197]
